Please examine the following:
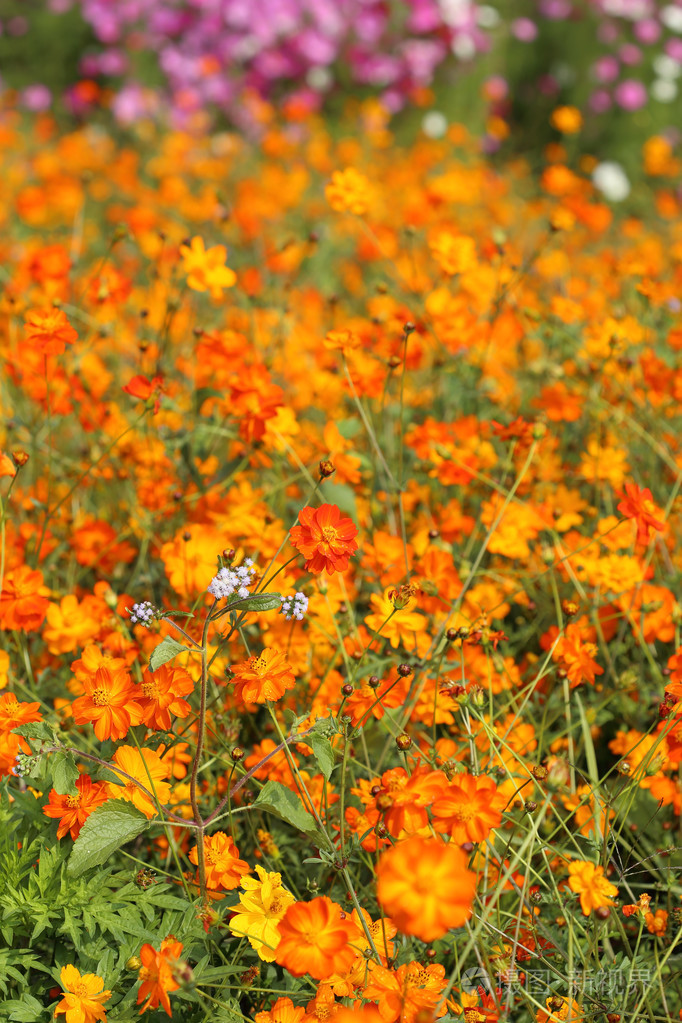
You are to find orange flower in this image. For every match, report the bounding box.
[138,664,194,730]
[376,835,477,941]
[274,896,357,979]
[290,504,358,576]
[324,329,362,352]
[24,307,78,356]
[567,860,618,915]
[229,648,296,704]
[137,936,184,1017]
[0,564,50,632]
[325,169,371,215]
[617,482,666,545]
[363,960,447,1023]
[54,964,110,1023]
[72,664,144,742]
[189,832,251,892]
[256,997,305,1023]
[550,106,583,134]
[43,774,110,840]
[374,766,447,837]
[0,692,42,733]
[106,745,172,817]
[429,230,477,276]
[180,236,236,299]
[43,594,102,655]
[303,984,340,1023]
[554,625,603,688]
[0,451,16,478]
[432,773,505,844]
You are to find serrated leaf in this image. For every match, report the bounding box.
[12,721,53,742]
[225,592,282,613]
[67,800,150,878]
[51,751,79,795]
[310,734,335,780]
[254,781,325,844]
[149,636,190,673]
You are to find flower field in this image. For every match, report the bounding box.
[2,98,682,1023]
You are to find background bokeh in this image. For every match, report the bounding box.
[1,1,682,176]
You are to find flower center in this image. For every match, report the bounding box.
[92,688,110,707]
[75,983,89,997]
[66,794,81,808]
[320,525,339,548]
[449,802,475,823]
[142,681,159,700]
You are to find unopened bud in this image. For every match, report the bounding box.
[231,747,244,762]
[126,956,141,972]
[319,459,336,479]
[396,733,412,751]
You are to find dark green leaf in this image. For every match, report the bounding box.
[149,637,190,673]
[254,781,325,844]
[224,592,282,614]
[67,800,150,878]
[51,751,79,795]
[310,734,335,780]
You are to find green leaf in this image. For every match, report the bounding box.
[12,721,53,742]
[254,781,325,844]
[51,751,79,795]
[224,592,282,614]
[310,735,335,781]
[149,636,190,673]
[67,800,150,878]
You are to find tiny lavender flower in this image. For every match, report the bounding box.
[208,559,256,601]
[128,600,159,626]
[279,592,309,621]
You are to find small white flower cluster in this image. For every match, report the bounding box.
[279,592,309,621]
[208,559,256,600]
[129,601,159,626]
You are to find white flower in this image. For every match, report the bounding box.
[279,592,309,621]
[207,561,256,600]
[592,161,630,203]
[661,4,682,33]
[652,79,678,103]
[422,111,448,138]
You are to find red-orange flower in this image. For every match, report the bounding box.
[71,665,144,741]
[0,565,50,632]
[43,774,110,839]
[24,307,78,355]
[137,664,194,730]
[289,504,358,576]
[274,897,357,979]
[617,482,666,545]
[123,374,164,414]
[229,648,296,704]
[137,936,184,1016]
[376,835,477,941]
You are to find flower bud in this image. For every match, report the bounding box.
[126,956,141,972]
[532,764,548,781]
[594,906,611,920]
[368,675,380,689]
[396,733,412,751]
[231,747,244,762]
[11,450,28,468]
[319,459,336,479]
[341,683,354,697]
[397,663,413,678]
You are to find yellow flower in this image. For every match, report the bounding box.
[54,964,111,1023]
[180,236,237,299]
[229,865,295,960]
[105,745,172,818]
[567,859,618,915]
